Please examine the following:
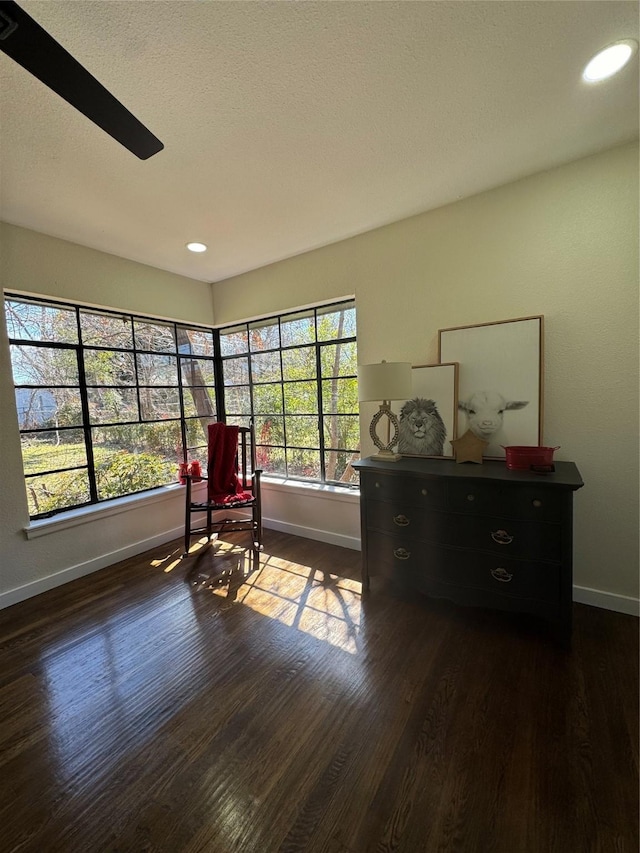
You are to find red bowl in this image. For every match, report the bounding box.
[502,445,560,470]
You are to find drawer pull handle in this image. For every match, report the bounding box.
[374,482,380,488]
[421,488,428,496]
[393,514,410,527]
[393,548,411,561]
[491,567,513,583]
[491,529,514,545]
[467,494,475,502]
[532,499,542,508]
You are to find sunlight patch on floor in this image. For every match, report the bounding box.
[150,538,210,572]
[237,552,362,655]
[152,536,363,654]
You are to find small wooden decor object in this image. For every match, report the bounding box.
[450,429,488,464]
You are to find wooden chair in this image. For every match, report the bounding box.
[182,421,262,559]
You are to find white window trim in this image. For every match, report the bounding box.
[23,476,359,538]
[260,476,360,504]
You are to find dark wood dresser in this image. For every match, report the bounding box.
[352,456,584,643]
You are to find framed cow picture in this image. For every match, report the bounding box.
[438,315,544,458]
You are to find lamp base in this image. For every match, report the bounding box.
[369,403,402,460]
[371,449,402,462]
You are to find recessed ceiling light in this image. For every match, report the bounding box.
[583,39,638,83]
[186,242,207,253]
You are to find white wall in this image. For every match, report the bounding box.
[0,224,215,607]
[212,142,640,608]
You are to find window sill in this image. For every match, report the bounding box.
[260,476,360,504]
[23,477,358,538]
[23,481,207,540]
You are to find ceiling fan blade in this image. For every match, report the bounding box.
[0,0,163,159]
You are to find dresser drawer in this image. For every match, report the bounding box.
[367,530,560,605]
[360,471,446,509]
[366,499,561,562]
[366,499,453,543]
[447,480,564,522]
[451,514,562,562]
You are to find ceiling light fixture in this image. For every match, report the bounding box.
[582,39,637,82]
[186,242,207,253]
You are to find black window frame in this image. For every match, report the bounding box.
[4,293,359,521]
[218,299,360,487]
[5,293,220,519]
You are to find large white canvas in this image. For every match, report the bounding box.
[439,316,543,458]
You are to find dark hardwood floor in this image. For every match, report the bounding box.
[0,530,637,853]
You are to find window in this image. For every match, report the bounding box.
[5,295,217,518]
[219,300,359,486]
[4,294,359,520]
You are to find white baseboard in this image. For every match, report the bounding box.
[263,517,361,552]
[3,521,637,619]
[0,525,185,611]
[573,585,639,617]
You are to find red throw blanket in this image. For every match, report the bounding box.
[207,423,253,504]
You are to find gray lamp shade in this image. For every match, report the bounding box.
[357,361,413,402]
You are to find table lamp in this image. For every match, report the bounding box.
[358,360,413,461]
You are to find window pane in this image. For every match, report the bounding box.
[281,310,315,347]
[321,378,358,414]
[5,299,78,343]
[282,346,316,381]
[223,357,249,386]
[224,385,251,415]
[182,386,216,418]
[320,341,357,378]
[177,327,214,356]
[80,310,132,349]
[324,450,360,485]
[285,416,319,448]
[15,388,83,429]
[21,430,87,475]
[226,415,251,430]
[136,354,178,386]
[255,415,284,445]
[251,350,282,383]
[220,325,248,356]
[140,387,181,421]
[88,388,139,424]
[287,448,320,478]
[284,381,317,414]
[323,414,360,451]
[92,422,182,500]
[249,318,280,351]
[10,345,78,386]
[185,416,217,449]
[84,350,135,386]
[134,319,176,353]
[186,444,208,462]
[180,357,215,387]
[317,301,356,341]
[25,469,90,516]
[253,383,283,415]
[256,445,286,476]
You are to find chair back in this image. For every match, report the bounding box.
[207,421,257,502]
[236,424,257,491]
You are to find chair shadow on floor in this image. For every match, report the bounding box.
[183,535,261,606]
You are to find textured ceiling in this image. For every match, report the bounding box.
[0,1,638,283]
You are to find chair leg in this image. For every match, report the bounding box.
[183,477,192,557]
[254,470,263,553]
